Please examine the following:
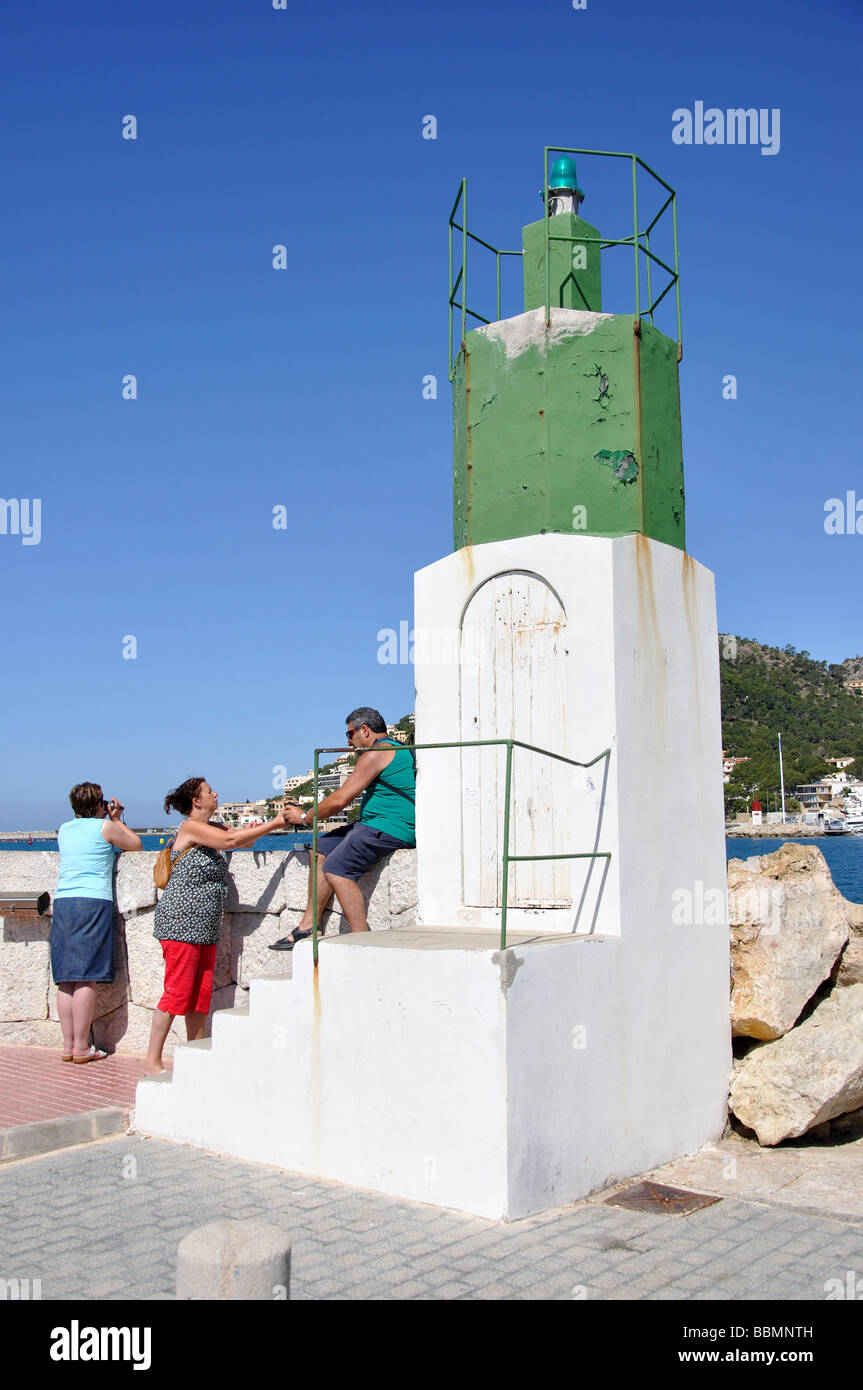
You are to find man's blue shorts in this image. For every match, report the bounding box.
[315,822,413,881]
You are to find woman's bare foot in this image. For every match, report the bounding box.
[141,1059,168,1075]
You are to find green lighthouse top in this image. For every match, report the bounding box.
[447,148,687,554]
[447,147,682,377]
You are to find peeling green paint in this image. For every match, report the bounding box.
[595,449,639,485]
[587,362,612,409]
[452,313,685,550]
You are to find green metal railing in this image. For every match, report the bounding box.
[448,179,523,380]
[306,738,611,963]
[448,147,682,377]
[542,146,682,348]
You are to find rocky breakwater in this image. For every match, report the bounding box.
[727,843,863,1145]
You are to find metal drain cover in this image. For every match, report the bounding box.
[603,1181,721,1216]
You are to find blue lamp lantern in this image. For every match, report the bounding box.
[543,154,584,216]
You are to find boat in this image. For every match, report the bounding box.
[824,818,851,835]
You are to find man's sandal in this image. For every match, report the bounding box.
[268,928,313,952]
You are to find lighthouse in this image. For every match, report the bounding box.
[135,150,731,1221]
[412,148,731,1211]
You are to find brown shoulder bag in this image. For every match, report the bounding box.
[153,837,193,890]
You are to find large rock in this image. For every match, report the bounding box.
[230,913,291,987]
[0,929,50,1021]
[729,983,863,1144]
[728,844,850,1039]
[95,1000,184,1056]
[214,915,234,989]
[0,850,59,894]
[837,900,863,987]
[225,853,286,914]
[388,850,418,916]
[124,911,169,1009]
[837,937,863,987]
[282,851,313,911]
[116,854,158,913]
[0,1019,64,1047]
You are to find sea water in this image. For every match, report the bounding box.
[727,837,863,904]
[4,833,862,904]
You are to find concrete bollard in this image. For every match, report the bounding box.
[175,1219,291,1300]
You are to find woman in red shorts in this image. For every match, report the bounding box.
[144,777,291,1073]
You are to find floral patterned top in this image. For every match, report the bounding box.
[153,844,228,946]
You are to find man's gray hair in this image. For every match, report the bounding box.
[346,707,387,734]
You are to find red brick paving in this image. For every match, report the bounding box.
[0,1045,156,1130]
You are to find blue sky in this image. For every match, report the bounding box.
[1,0,861,828]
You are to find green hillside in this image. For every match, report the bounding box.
[720,639,863,812]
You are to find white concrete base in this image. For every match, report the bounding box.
[414,534,727,941]
[135,532,732,1220]
[134,924,730,1221]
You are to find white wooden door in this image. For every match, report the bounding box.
[460,572,572,908]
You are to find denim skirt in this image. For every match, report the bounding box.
[50,898,116,983]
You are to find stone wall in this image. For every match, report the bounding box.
[0,849,417,1057]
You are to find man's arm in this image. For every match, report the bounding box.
[286,748,395,827]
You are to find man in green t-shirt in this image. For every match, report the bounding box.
[271,707,415,948]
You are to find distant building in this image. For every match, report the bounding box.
[216,799,273,826]
[793,774,861,809]
[283,771,314,791]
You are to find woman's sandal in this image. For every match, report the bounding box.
[268,927,313,952]
[61,1053,74,1063]
[72,1045,108,1064]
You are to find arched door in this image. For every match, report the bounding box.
[460,572,572,908]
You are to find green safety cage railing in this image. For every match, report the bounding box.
[448,147,682,378]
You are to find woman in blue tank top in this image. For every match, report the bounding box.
[53,782,143,1062]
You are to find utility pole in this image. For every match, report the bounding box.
[778,732,787,824]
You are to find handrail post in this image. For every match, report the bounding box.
[312,752,320,966]
[543,149,551,326]
[448,193,453,375]
[644,229,653,322]
[672,191,682,353]
[631,154,640,322]
[461,179,467,349]
[500,740,514,950]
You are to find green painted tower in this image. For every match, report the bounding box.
[450,151,685,551]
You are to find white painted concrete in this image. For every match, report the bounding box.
[135,532,731,1220]
[414,534,727,944]
[478,306,614,359]
[415,535,616,935]
[135,930,509,1219]
[134,923,729,1221]
[461,573,572,907]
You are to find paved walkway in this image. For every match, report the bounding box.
[2,1134,862,1300]
[0,1045,151,1129]
[648,1113,863,1227]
